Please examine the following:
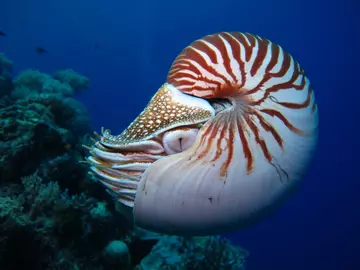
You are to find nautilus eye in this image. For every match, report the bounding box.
[87,32,318,236]
[162,128,200,155]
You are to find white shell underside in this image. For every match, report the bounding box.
[133,102,318,235]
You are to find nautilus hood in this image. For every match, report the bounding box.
[86,32,319,236]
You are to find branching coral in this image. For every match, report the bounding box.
[12,69,74,98]
[54,69,89,93]
[0,97,71,183]
[0,171,123,269]
[0,91,92,183]
[0,172,91,233]
[11,68,89,99]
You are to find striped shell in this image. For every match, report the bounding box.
[165,32,317,174]
[88,32,318,236]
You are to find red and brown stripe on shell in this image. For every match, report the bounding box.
[167,32,317,177]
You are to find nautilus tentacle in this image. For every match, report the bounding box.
[87,83,215,207]
[88,32,318,236]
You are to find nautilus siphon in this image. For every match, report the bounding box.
[86,32,319,236]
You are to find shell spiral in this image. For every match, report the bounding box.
[133,32,318,235]
[87,32,318,236]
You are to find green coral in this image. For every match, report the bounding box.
[139,235,248,270]
[0,92,92,191]
[11,68,90,99]
[102,240,132,270]
[0,172,91,233]
[54,69,89,93]
[90,201,112,219]
[12,69,74,98]
[0,54,133,270]
[0,171,119,269]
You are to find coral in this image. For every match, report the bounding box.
[0,92,92,183]
[0,74,13,98]
[0,53,250,270]
[54,69,89,93]
[0,172,92,234]
[0,54,136,270]
[0,98,68,183]
[0,171,126,270]
[90,201,112,219]
[11,68,88,100]
[139,235,248,270]
[12,69,74,98]
[102,240,131,270]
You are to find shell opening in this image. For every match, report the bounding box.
[208,98,234,114]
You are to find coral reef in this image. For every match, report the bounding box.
[0,52,248,270]
[0,52,126,269]
[139,236,248,270]
[54,69,89,93]
[13,69,75,98]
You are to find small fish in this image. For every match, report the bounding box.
[36,47,48,54]
[0,31,6,37]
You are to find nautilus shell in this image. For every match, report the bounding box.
[86,32,318,236]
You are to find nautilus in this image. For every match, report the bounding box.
[86,32,318,236]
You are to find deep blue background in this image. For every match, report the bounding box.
[1,0,359,269]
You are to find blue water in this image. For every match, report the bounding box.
[1,0,359,269]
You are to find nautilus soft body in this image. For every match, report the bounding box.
[87,32,318,236]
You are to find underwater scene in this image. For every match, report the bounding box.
[0,0,359,269]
